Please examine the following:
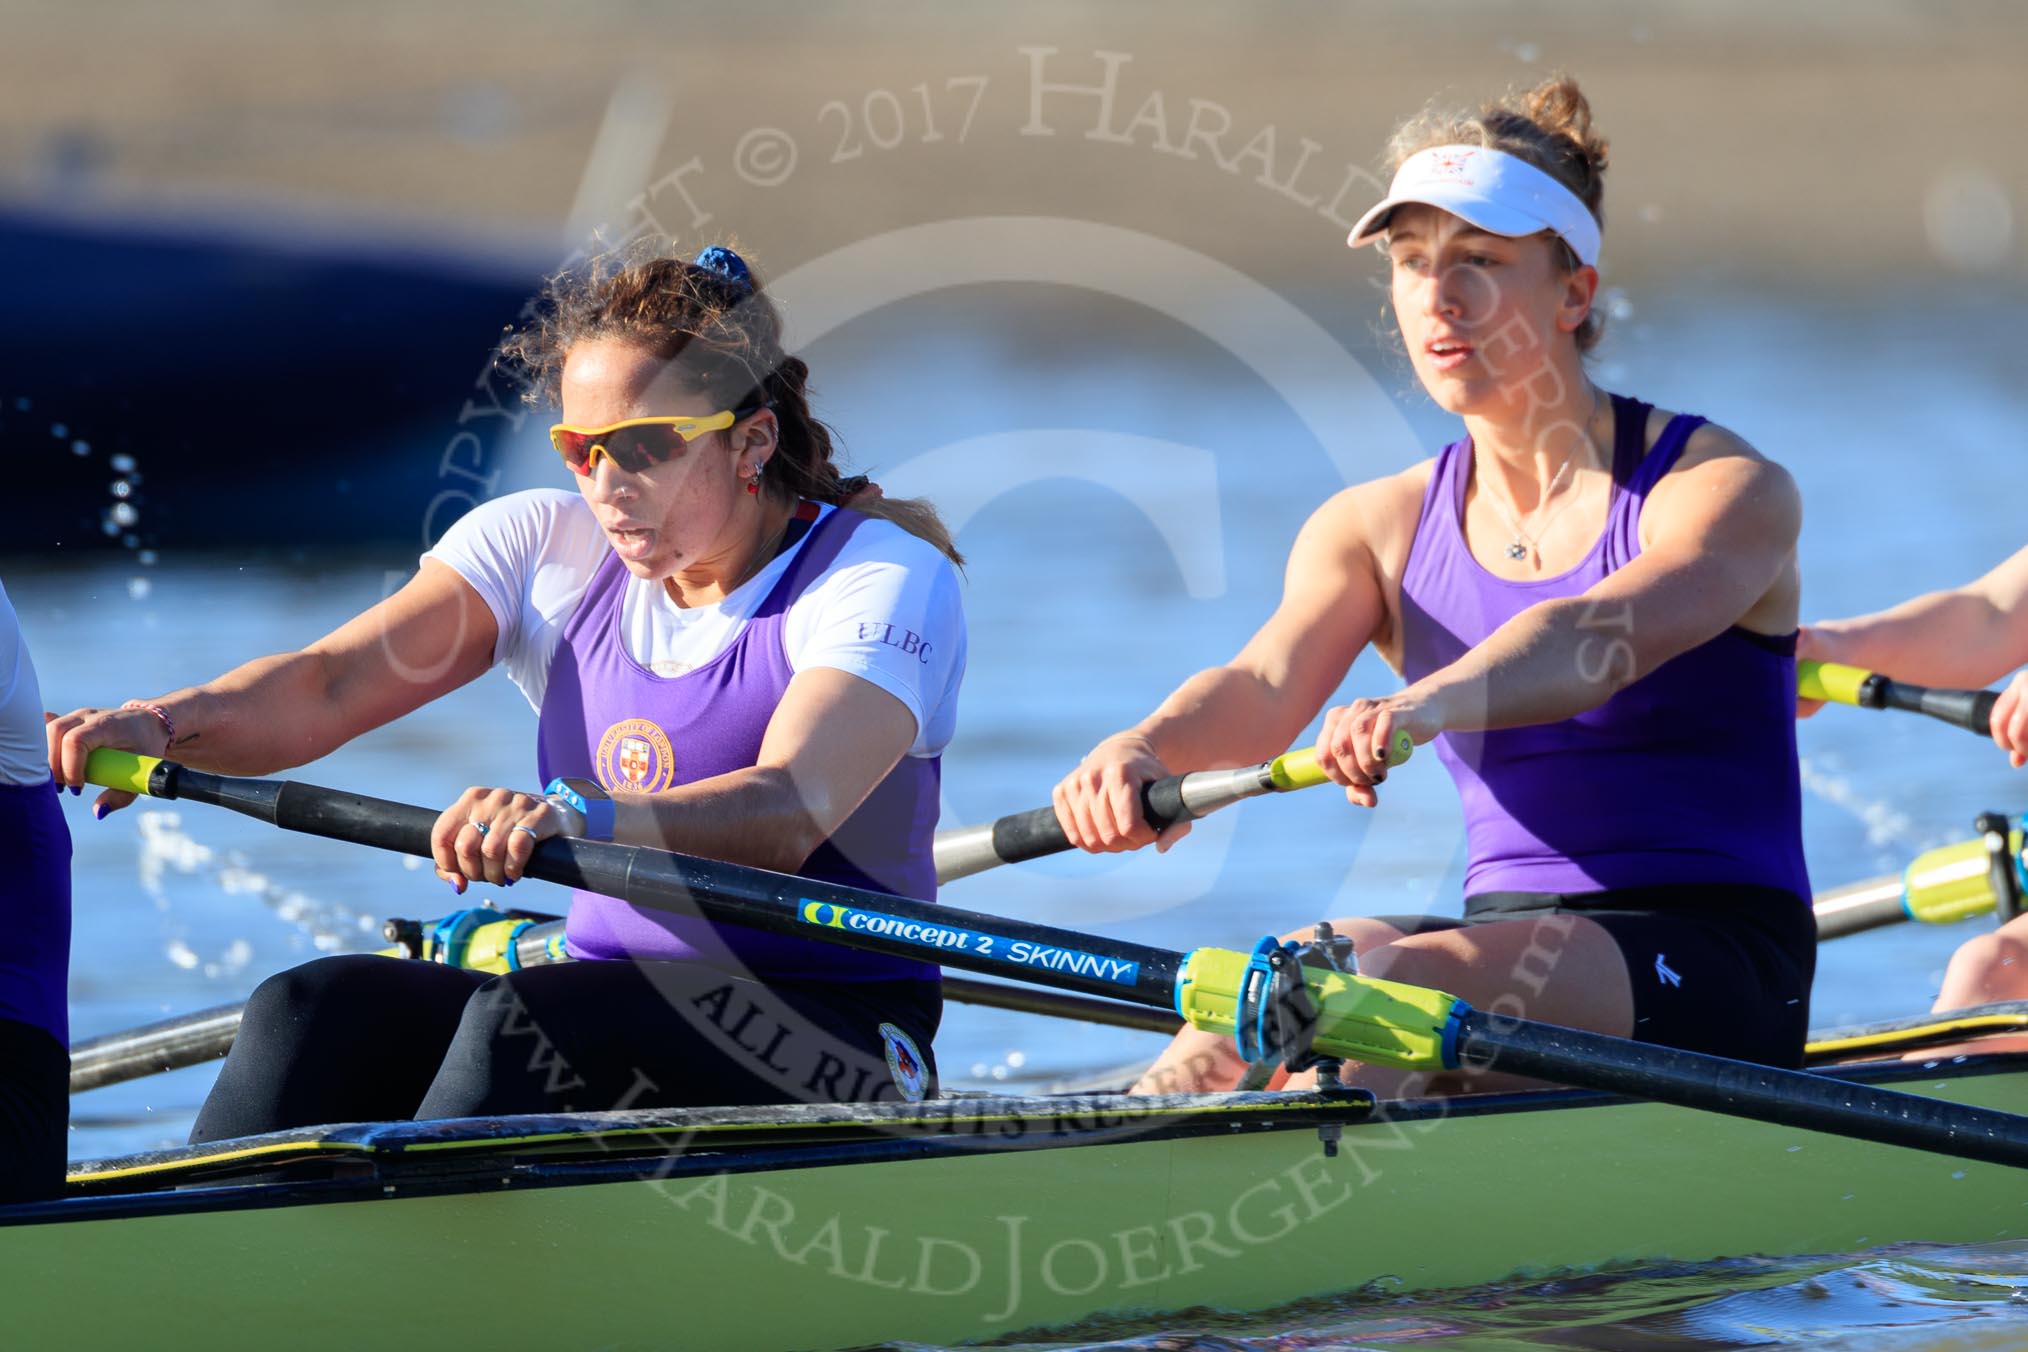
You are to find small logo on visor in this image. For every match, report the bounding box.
[1429,149,1477,181]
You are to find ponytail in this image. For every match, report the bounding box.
[759,356,964,565]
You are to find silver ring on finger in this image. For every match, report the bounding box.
[468,818,490,837]
[510,824,539,840]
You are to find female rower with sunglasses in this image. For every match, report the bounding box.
[1054,77,1814,1095]
[47,244,967,1133]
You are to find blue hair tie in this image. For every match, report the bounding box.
[694,246,753,290]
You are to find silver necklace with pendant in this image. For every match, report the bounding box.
[1479,386,1604,563]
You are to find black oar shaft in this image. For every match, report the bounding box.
[1871,677,1999,736]
[1456,1010,2028,1170]
[153,762,1187,1008]
[940,975,1182,1035]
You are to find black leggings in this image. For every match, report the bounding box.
[190,955,942,1144]
[0,1016,68,1204]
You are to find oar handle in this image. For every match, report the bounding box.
[1798,659,1998,736]
[933,732,1415,882]
[946,770,1238,873]
[1904,686,2000,736]
[1268,730,1414,791]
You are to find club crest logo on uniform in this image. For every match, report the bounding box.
[594,718,676,794]
[880,1022,928,1103]
[618,737,653,785]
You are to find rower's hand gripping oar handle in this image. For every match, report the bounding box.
[975,769,1243,869]
[937,731,1415,882]
[1798,659,2000,736]
[88,749,159,798]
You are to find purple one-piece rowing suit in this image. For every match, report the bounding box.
[536,505,942,983]
[0,580,69,1051]
[1,577,72,1201]
[1393,394,1815,1064]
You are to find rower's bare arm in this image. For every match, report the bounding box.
[1051,475,1409,852]
[624,667,917,875]
[49,560,497,792]
[1409,427,1801,732]
[1806,542,2028,689]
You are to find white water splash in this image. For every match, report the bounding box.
[1798,755,1950,855]
[136,811,382,977]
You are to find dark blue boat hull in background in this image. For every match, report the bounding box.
[0,211,540,552]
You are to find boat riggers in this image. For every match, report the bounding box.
[381,907,565,970]
[1180,937,1463,1073]
[1812,811,2027,938]
[80,747,2028,1168]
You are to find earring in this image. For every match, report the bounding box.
[745,462,765,495]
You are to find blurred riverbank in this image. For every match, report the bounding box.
[2,0,2022,293]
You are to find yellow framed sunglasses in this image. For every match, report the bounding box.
[547,407,754,476]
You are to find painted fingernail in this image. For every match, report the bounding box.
[91,803,106,820]
[69,785,80,796]
[444,876,461,892]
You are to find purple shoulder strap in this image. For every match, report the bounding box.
[754,506,869,619]
[1606,398,1706,562]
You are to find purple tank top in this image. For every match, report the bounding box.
[536,506,941,982]
[0,781,71,1046]
[1398,394,1809,901]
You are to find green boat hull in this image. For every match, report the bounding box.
[7,1059,2028,1350]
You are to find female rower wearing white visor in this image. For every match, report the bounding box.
[1053,77,1814,1095]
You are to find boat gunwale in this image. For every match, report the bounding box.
[12,1050,2028,1230]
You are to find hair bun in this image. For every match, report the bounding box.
[693,245,754,290]
[1522,76,1608,177]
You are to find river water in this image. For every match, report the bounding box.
[7,283,2026,1343]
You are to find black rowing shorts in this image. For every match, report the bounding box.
[0,1015,68,1203]
[1378,883,1815,1068]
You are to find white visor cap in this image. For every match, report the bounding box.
[1347,144,1601,268]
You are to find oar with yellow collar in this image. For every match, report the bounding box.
[1798,659,2002,737]
[933,731,1416,884]
[1799,658,2019,935]
[72,747,2028,1168]
[1813,813,2026,939]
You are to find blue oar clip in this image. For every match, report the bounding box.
[1235,935,1292,1064]
[428,906,498,970]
